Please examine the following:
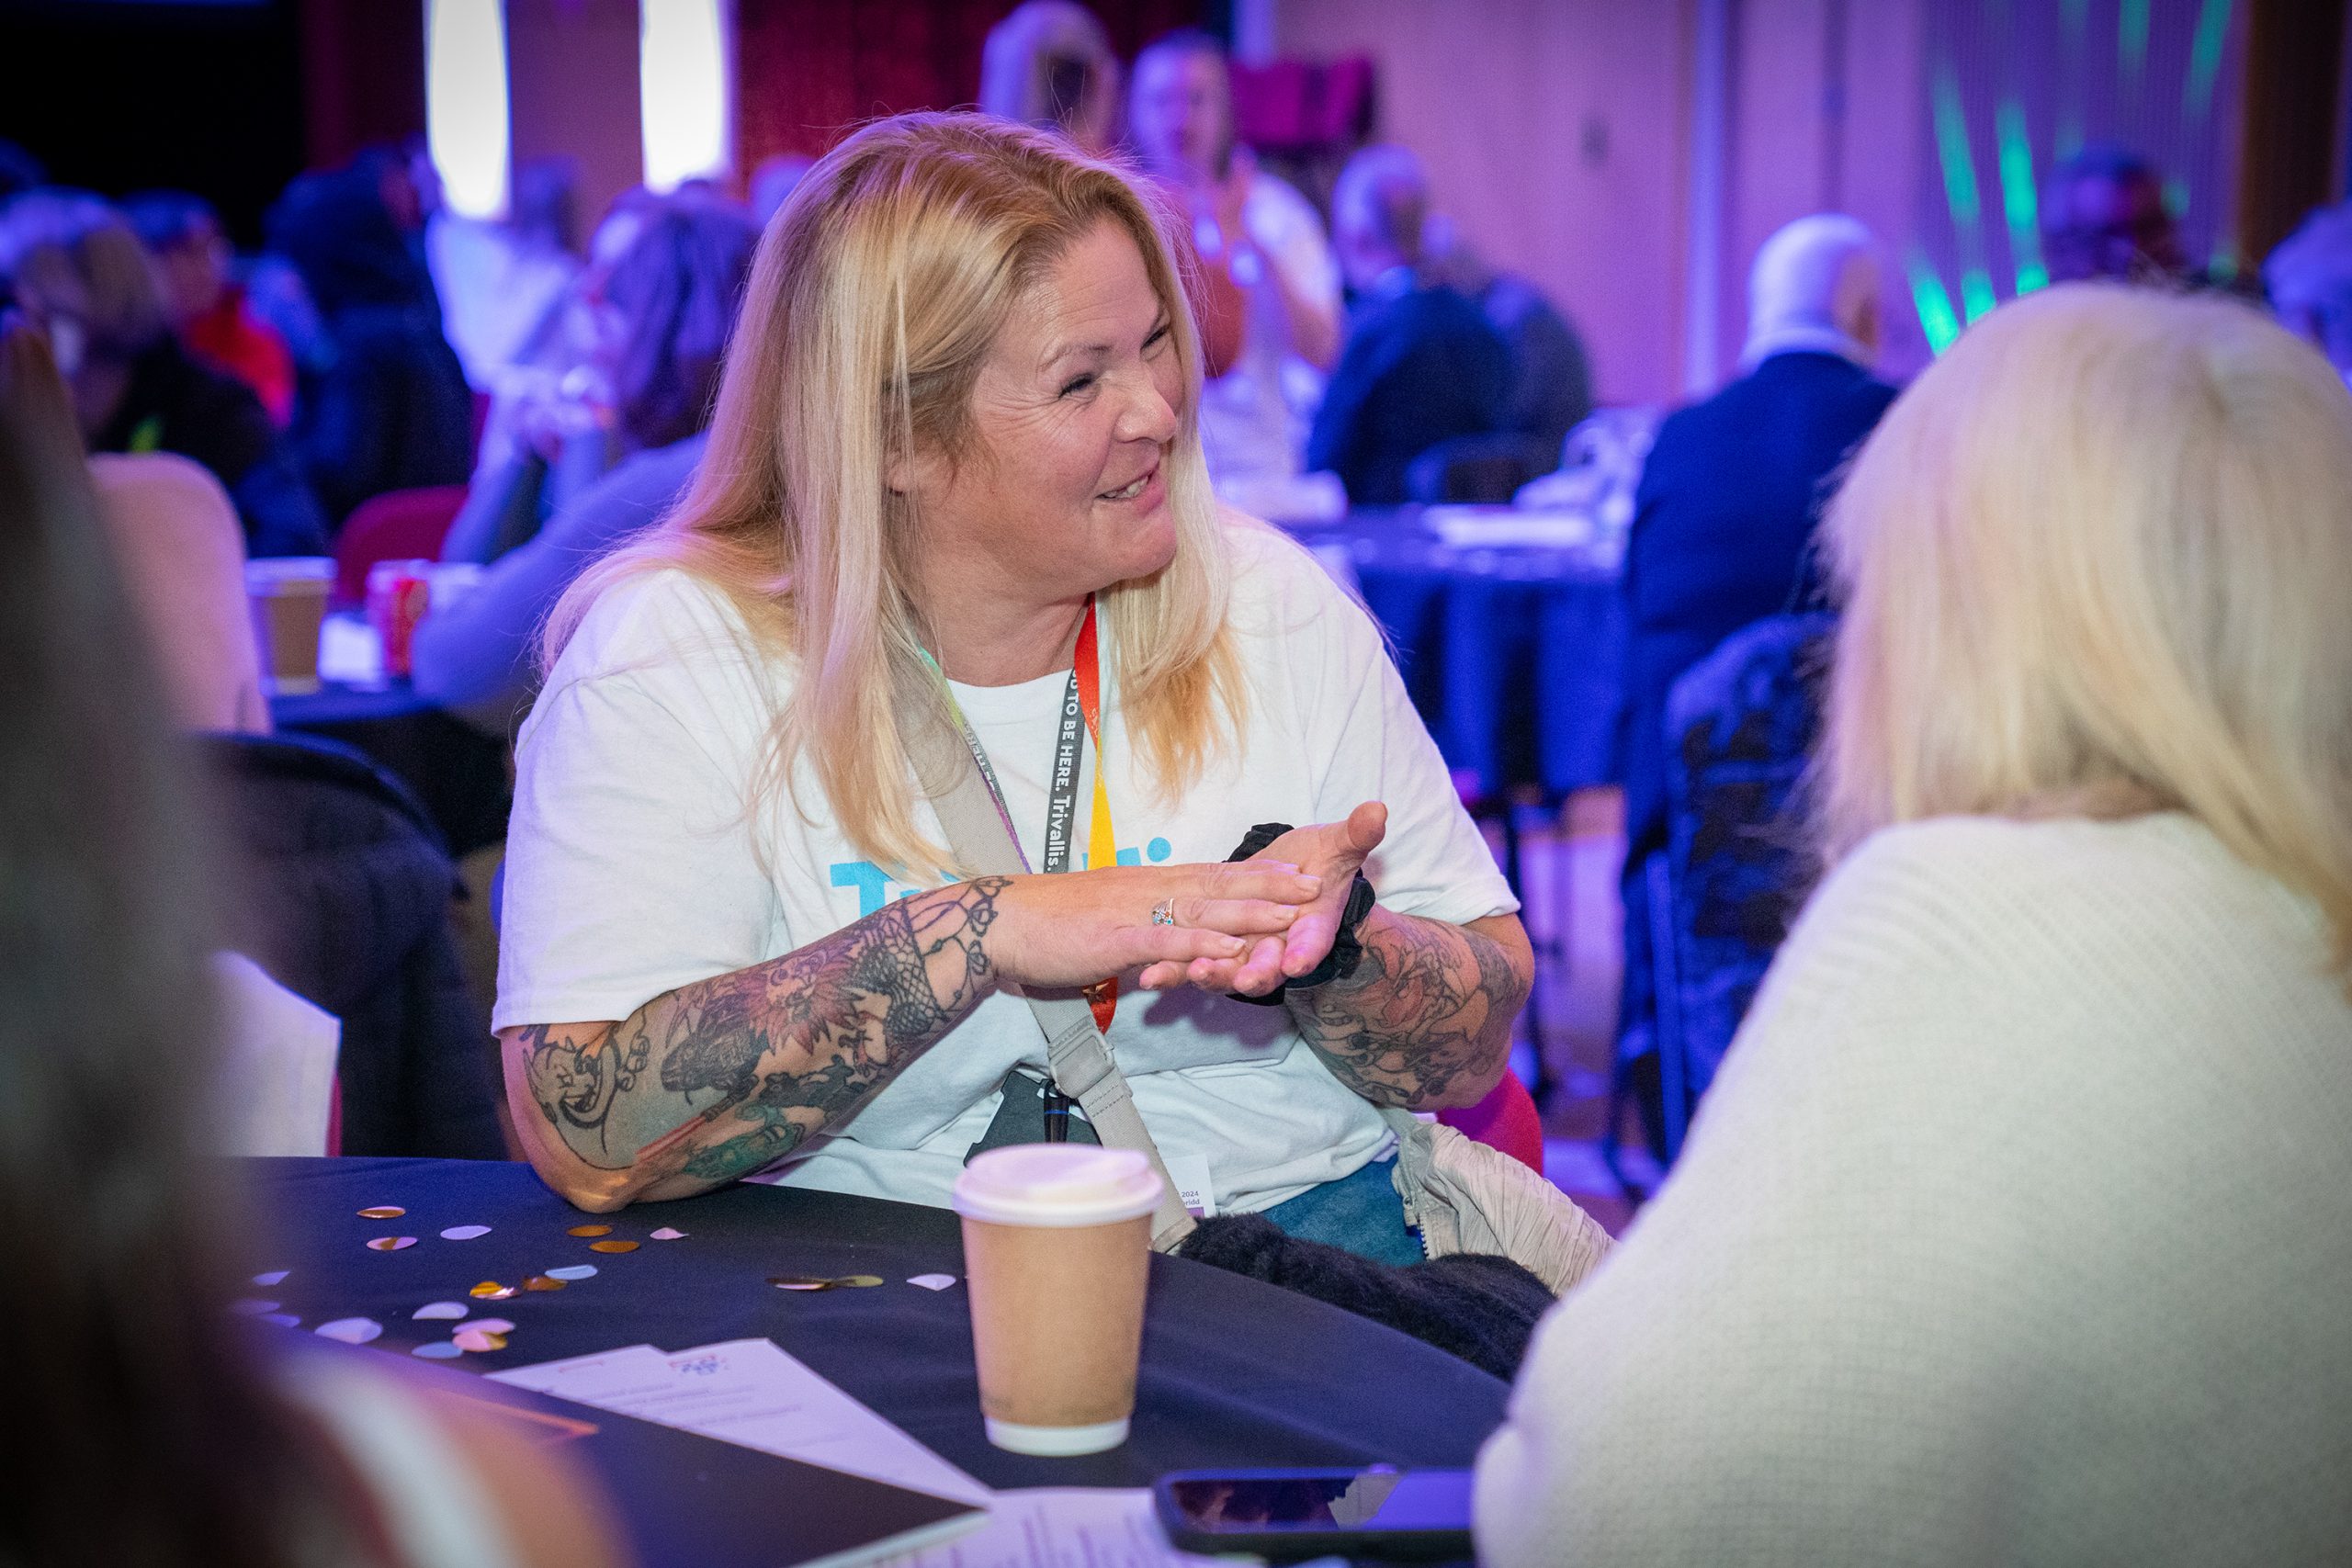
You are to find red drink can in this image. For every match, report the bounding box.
[366,558,434,679]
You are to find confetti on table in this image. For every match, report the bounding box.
[232,1298,280,1315]
[263,1314,301,1328]
[469,1280,516,1300]
[315,1318,384,1345]
[542,1265,598,1281]
[413,1302,469,1321]
[252,1270,289,1287]
[768,1273,885,1292]
[836,1275,884,1288]
[907,1274,957,1292]
[356,1206,405,1220]
[439,1224,492,1241]
[650,1226,687,1241]
[523,1275,567,1292]
[411,1342,465,1360]
[588,1239,639,1254]
[566,1224,613,1238]
[466,1317,516,1336]
[365,1235,417,1252]
[454,1328,509,1354]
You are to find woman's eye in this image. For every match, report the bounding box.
[1059,373,1096,397]
[1144,322,1171,350]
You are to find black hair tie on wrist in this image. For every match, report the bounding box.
[1224,822,1376,1006]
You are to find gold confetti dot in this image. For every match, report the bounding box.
[365,1235,417,1251]
[769,1275,833,1291]
[523,1275,567,1292]
[566,1224,613,1237]
[356,1206,406,1220]
[587,1238,639,1254]
[469,1280,515,1300]
[835,1275,885,1288]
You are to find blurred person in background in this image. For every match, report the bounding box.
[0,314,626,1568]
[1477,284,2352,1567]
[2042,144,2188,286]
[1306,144,1508,505]
[0,188,328,556]
[749,153,813,230]
[427,156,583,392]
[980,0,1125,157]
[0,139,42,204]
[124,189,298,427]
[267,160,474,526]
[2265,199,2352,379]
[414,194,759,729]
[981,3,1243,378]
[1611,214,1894,1143]
[1130,28,1339,498]
[1425,212,1593,463]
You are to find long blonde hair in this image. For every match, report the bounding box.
[543,112,1241,877]
[1817,283,2352,978]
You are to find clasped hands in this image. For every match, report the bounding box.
[988,802,1387,1000]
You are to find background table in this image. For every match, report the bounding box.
[1287,512,1626,802]
[251,1157,1511,1493]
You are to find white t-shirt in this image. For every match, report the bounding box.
[495,520,1515,1214]
[1197,172,1342,492]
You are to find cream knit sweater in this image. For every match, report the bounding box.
[1476,814,2352,1565]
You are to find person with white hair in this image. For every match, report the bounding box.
[1611,214,1895,1145]
[1478,282,2352,1564]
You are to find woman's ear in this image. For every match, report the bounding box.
[888,439,948,501]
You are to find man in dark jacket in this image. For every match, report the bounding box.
[1307,144,1508,505]
[1615,215,1897,1147]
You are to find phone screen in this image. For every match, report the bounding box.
[1161,1468,1474,1536]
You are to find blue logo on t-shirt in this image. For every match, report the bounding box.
[829,836,1174,916]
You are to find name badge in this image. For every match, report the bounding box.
[1162,1154,1218,1220]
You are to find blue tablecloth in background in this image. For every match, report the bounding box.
[1287,512,1625,800]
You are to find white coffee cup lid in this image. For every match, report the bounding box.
[244,557,334,582]
[953,1145,1163,1228]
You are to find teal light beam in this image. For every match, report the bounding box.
[2187,0,2233,121]
[1932,65,1982,226]
[2120,0,2150,82]
[1996,99,2048,294]
[1908,253,1962,354]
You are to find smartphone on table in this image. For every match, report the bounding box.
[1151,1466,1474,1562]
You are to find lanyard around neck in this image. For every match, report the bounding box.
[924,598,1118,1033]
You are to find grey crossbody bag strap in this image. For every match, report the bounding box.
[921,728,1199,1252]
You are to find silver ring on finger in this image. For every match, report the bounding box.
[1150,897,1178,926]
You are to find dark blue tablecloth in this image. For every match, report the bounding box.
[1289,512,1625,799]
[247,1157,1511,1493]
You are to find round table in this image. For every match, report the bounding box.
[1287,512,1626,802]
[249,1157,1511,1493]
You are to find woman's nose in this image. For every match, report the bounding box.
[1116,367,1181,446]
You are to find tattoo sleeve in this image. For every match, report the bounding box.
[1284,909,1526,1110]
[513,877,1007,1199]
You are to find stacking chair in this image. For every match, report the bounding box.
[333,483,467,603]
[1605,611,1835,1174]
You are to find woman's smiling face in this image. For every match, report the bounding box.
[905,217,1185,607]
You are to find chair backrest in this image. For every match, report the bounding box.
[1657,611,1837,1106]
[1404,432,1556,504]
[1434,1070,1546,1174]
[333,484,467,603]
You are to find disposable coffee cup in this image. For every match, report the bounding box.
[952,1145,1162,1456]
[244,557,334,695]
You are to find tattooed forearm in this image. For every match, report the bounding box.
[1286,910,1527,1110]
[514,877,1007,1197]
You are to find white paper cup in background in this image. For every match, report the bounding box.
[952,1145,1162,1456]
[243,557,334,695]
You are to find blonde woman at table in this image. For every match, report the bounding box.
[493,114,1531,1262]
[0,321,624,1566]
[1475,287,2352,1562]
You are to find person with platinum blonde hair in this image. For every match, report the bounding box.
[1477,285,2352,1563]
[495,115,1531,1267]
